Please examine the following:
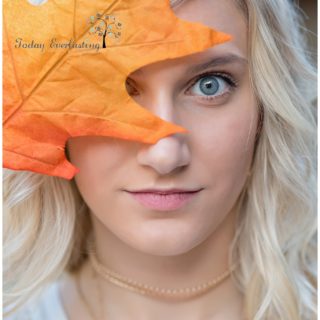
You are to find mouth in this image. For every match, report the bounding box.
[123,188,204,211]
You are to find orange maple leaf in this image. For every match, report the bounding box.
[3,0,231,179]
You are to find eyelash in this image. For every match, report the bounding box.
[125,71,238,101]
[185,71,238,101]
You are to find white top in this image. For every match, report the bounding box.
[5,281,68,320]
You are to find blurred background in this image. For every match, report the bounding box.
[298,0,317,62]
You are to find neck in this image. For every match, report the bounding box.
[79,261,243,320]
[80,209,243,319]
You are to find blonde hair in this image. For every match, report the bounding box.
[4,0,316,319]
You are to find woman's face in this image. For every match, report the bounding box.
[68,0,258,256]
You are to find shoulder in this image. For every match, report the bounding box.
[5,279,68,320]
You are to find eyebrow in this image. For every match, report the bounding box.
[186,54,248,75]
[131,54,248,77]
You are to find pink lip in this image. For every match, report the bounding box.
[125,189,203,211]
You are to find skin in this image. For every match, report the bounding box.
[62,0,258,319]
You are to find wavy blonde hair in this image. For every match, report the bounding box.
[4,0,317,319]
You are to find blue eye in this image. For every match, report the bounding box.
[188,74,235,100]
[198,76,220,95]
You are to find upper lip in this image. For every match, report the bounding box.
[124,188,204,194]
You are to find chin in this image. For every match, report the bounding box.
[119,219,209,257]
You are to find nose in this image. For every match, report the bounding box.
[135,89,191,175]
[137,134,190,175]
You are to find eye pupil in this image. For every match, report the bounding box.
[199,77,219,95]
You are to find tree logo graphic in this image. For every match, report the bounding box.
[88,13,122,48]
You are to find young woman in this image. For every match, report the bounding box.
[4,0,317,319]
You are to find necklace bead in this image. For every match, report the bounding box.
[89,248,236,300]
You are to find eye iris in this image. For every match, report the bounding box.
[199,77,219,95]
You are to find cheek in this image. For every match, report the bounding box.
[68,138,133,203]
[202,112,256,168]
[190,102,258,198]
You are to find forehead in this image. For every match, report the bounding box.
[173,0,247,57]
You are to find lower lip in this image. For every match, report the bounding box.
[127,191,201,211]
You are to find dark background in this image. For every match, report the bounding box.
[299,0,317,61]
